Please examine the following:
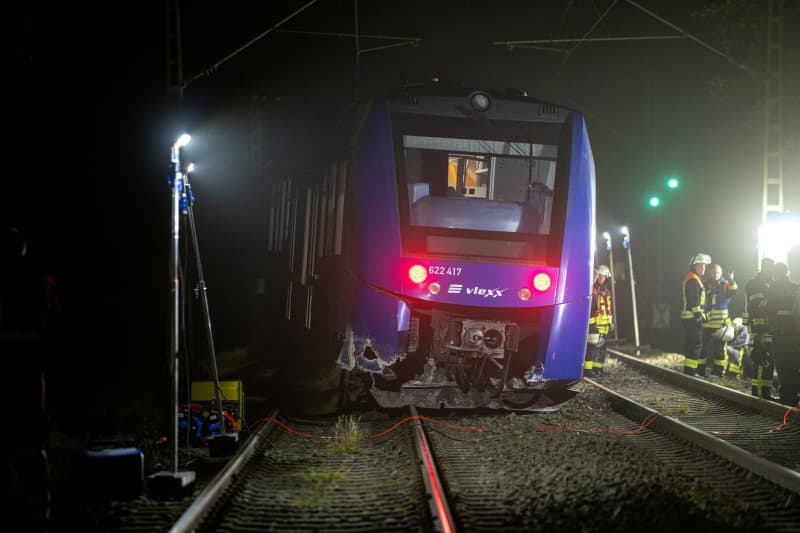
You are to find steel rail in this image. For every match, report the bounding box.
[409,406,457,533]
[587,379,800,495]
[169,409,280,533]
[608,348,789,418]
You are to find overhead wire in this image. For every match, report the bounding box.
[184,0,320,88]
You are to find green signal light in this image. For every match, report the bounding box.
[648,196,661,207]
[666,177,679,189]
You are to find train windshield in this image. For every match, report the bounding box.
[394,113,567,261]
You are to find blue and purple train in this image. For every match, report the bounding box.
[267,84,595,410]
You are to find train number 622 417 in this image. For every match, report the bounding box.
[428,265,462,276]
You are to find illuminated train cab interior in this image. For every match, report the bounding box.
[267,85,596,410]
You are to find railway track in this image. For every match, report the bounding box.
[603,348,800,478]
[176,397,798,532]
[169,407,453,532]
[73,359,800,532]
[580,348,800,531]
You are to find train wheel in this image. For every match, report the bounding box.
[337,369,372,412]
[454,365,470,393]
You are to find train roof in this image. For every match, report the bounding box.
[363,80,580,116]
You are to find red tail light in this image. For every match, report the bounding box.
[408,264,428,284]
[532,272,552,292]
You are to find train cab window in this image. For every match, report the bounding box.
[401,135,557,237]
[392,109,569,261]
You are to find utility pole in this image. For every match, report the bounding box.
[761,0,784,225]
[165,0,184,99]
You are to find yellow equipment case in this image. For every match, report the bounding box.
[190,380,245,431]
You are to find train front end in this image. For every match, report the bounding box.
[339,89,595,410]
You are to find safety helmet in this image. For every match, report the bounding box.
[690,253,711,266]
[595,265,611,278]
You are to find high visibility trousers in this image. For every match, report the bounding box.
[726,346,743,378]
[683,318,704,375]
[703,333,727,377]
[751,365,774,399]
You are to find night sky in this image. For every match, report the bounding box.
[5,1,800,416]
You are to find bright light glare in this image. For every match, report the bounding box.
[648,196,660,207]
[408,264,428,284]
[602,231,611,240]
[621,226,629,237]
[186,163,195,173]
[532,273,552,292]
[175,134,191,148]
[758,222,800,265]
[667,177,679,189]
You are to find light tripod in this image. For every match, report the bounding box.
[181,166,227,437]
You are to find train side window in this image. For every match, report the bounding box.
[268,182,277,252]
[270,179,292,253]
[317,171,328,258]
[326,162,337,257]
[334,160,347,255]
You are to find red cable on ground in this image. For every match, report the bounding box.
[247,406,798,441]
[771,405,800,432]
[534,413,660,435]
[166,406,799,444]
[251,416,488,440]
[368,416,488,439]
[250,414,667,440]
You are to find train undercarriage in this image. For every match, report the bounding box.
[338,309,580,411]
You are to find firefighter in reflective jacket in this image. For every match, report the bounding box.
[682,253,710,376]
[584,265,613,378]
[765,262,800,406]
[745,257,776,399]
[703,264,737,377]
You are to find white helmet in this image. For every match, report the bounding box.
[595,265,611,278]
[690,253,711,266]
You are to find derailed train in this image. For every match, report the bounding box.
[267,84,595,410]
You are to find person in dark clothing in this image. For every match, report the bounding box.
[703,263,737,377]
[765,262,800,406]
[744,257,776,399]
[1,226,61,531]
[725,317,749,379]
[682,253,710,376]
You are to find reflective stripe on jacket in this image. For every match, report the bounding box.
[588,281,613,334]
[704,277,737,328]
[681,271,705,319]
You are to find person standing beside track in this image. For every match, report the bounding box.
[583,265,613,378]
[765,262,800,406]
[1,226,61,531]
[681,253,711,377]
[744,257,776,399]
[703,264,738,378]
